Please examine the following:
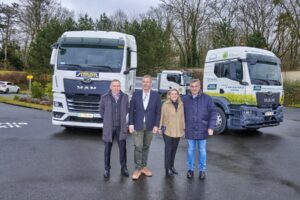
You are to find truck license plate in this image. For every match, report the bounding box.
[265,111,274,116]
[78,113,93,118]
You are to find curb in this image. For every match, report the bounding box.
[0,101,52,112]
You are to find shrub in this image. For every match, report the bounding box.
[283,80,300,106]
[13,95,20,101]
[31,82,44,99]
[0,71,27,85]
[44,82,52,99]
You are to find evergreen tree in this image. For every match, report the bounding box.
[28,18,77,75]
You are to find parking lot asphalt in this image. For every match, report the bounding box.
[0,103,300,200]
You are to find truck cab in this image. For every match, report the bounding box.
[157,70,192,95]
[51,31,137,128]
[203,47,284,134]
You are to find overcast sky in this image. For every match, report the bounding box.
[2,0,162,19]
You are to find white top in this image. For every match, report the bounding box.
[143,90,150,122]
[143,90,150,109]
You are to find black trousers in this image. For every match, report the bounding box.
[163,133,180,169]
[104,126,127,170]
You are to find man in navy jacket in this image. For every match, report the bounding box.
[129,75,161,180]
[183,79,217,180]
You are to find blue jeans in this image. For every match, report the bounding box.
[187,139,207,171]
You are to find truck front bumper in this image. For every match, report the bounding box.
[52,118,103,128]
[52,93,103,128]
[228,105,284,130]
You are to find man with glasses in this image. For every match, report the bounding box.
[183,79,217,180]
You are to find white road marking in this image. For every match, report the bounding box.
[0,122,28,129]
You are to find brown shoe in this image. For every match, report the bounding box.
[141,167,153,177]
[132,170,142,180]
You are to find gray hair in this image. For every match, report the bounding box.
[110,79,121,86]
[190,79,201,85]
[143,75,152,82]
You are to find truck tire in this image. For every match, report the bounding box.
[215,107,227,134]
[5,88,9,94]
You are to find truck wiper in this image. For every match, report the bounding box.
[59,63,85,71]
[267,79,282,85]
[252,78,270,85]
[86,65,113,72]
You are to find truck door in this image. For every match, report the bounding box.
[214,60,246,104]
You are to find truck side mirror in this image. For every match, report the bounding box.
[123,67,137,75]
[50,42,59,66]
[50,49,57,66]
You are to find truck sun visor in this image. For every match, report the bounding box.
[58,37,125,47]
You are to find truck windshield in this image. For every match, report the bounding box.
[57,46,124,72]
[183,74,193,85]
[248,61,282,86]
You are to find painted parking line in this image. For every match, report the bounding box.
[0,122,28,128]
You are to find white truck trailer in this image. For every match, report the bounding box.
[203,47,284,134]
[50,31,137,128]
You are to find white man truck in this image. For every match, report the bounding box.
[50,31,137,128]
[203,47,284,134]
[157,70,193,95]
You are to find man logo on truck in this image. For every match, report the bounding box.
[77,85,97,90]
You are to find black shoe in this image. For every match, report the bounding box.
[103,170,110,178]
[171,167,178,175]
[186,170,194,179]
[165,168,174,177]
[199,171,206,180]
[121,167,129,177]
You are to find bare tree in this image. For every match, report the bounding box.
[16,0,72,65]
[0,3,18,69]
[274,0,300,70]
[110,9,128,32]
[235,0,278,48]
[161,0,213,68]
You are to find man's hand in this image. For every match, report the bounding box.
[152,126,159,134]
[129,125,135,134]
[208,129,214,136]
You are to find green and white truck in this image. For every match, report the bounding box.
[203,47,284,134]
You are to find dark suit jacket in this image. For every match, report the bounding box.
[129,90,161,132]
[100,90,129,142]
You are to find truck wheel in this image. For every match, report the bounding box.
[215,107,227,134]
[5,88,9,94]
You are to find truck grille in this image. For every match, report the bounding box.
[256,92,280,108]
[66,93,100,113]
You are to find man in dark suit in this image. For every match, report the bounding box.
[100,79,129,179]
[129,75,161,180]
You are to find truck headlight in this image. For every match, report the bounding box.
[53,101,63,108]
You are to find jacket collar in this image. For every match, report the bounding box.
[188,91,202,99]
[165,98,183,105]
[108,90,124,97]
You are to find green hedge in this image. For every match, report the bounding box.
[284,80,300,106]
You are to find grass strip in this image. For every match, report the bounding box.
[0,97,52,111]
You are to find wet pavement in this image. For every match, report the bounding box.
[0,103,300,200]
